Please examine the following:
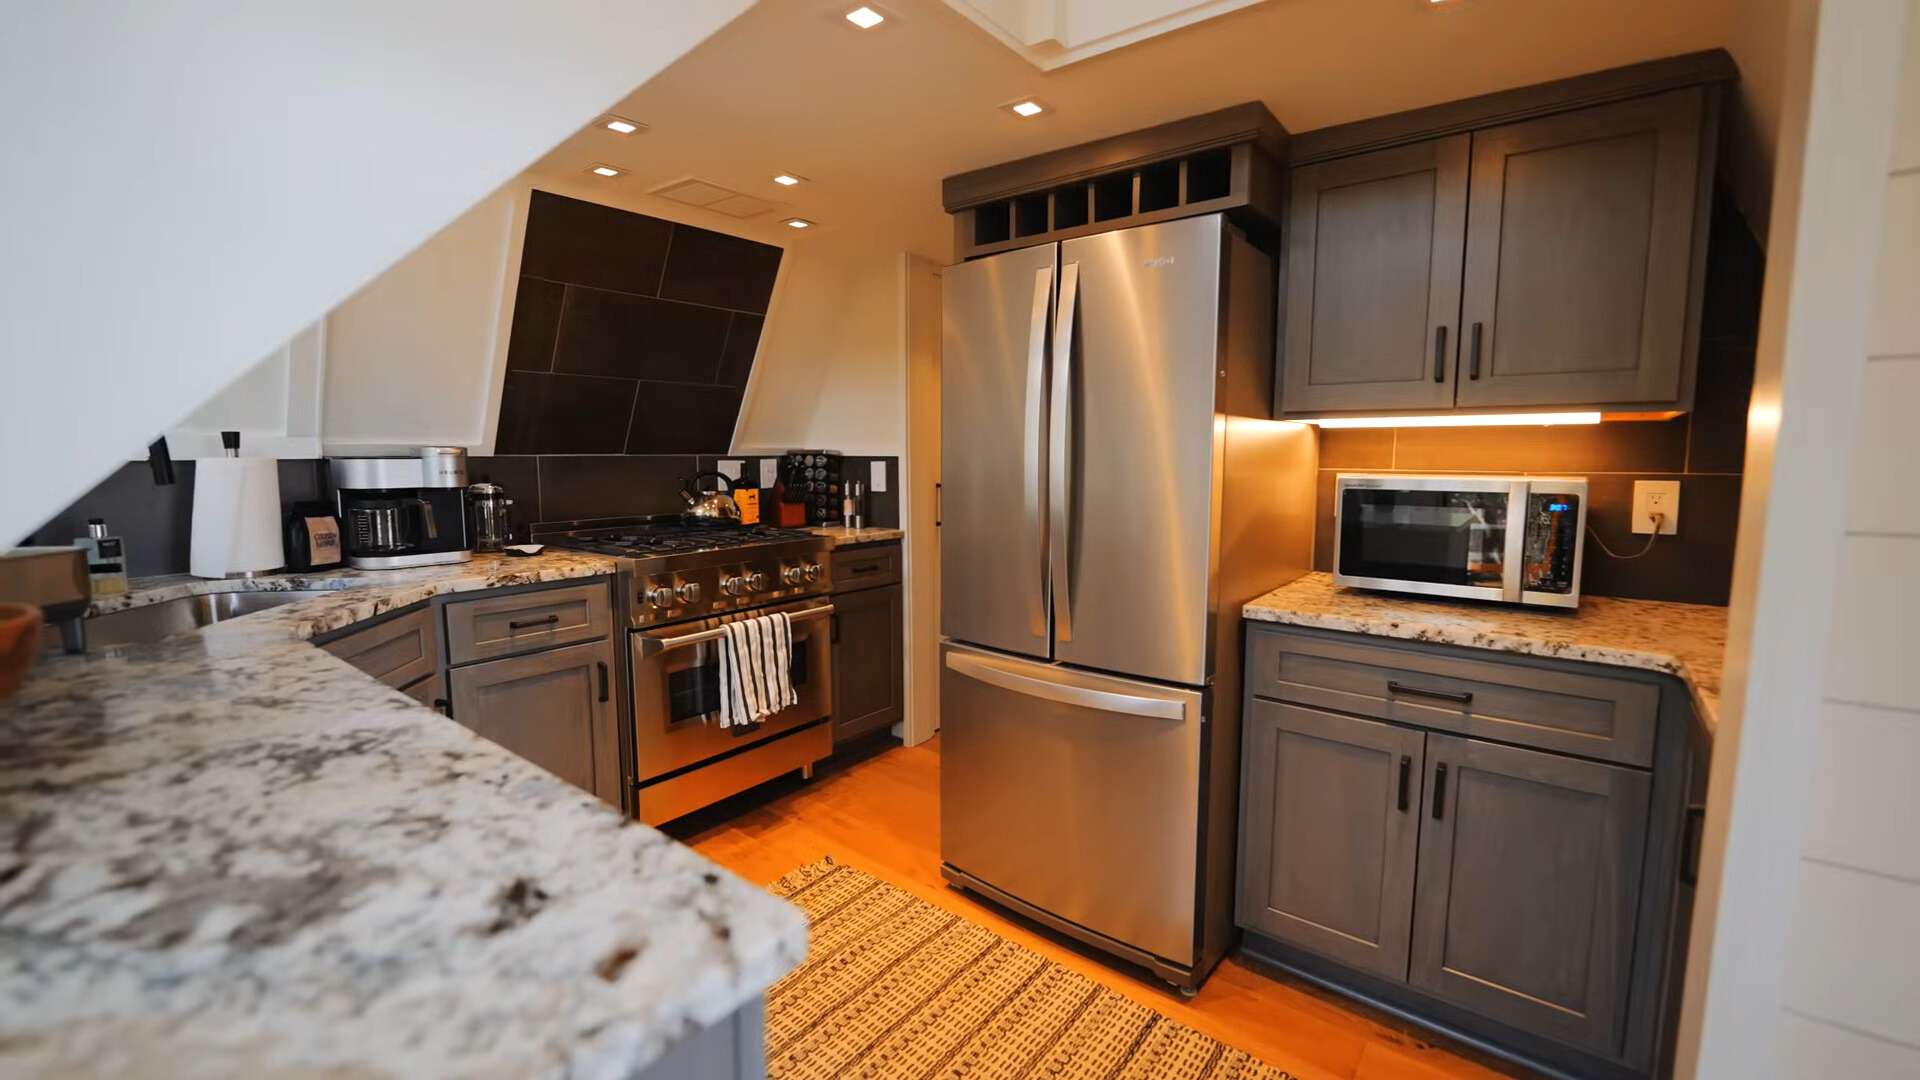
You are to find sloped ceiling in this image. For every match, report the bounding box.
[528,0,1742,261]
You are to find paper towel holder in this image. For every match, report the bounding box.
[189,431,287,579]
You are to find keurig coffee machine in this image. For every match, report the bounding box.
[328,447,474,569]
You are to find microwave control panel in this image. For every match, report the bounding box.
[1521,493,1580,594]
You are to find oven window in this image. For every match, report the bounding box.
[665,640,811,725]
[1339,489,1509,587]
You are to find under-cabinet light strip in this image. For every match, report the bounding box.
[1299,412,1604,429]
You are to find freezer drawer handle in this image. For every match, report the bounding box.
[637,604,835,656]
[945,650,1186,721]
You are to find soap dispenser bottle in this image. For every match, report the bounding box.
[75,518,131,597]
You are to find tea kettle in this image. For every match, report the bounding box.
[679,472,741,523]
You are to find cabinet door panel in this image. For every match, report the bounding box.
[1411,734,1651,1054]
[449,638,614,797]
[1279,136,1468,415]
[832,583,904,743]
[1239,700,1424,980]
[1458,89,1706,408]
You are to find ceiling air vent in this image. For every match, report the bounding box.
[649,177,780,219]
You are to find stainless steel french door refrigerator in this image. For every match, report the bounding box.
[939,213,1317,991]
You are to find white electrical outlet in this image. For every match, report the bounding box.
[717,459,743,481]
[1631,480,1681,535]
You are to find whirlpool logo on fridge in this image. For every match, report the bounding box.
[1141,256,1177,268]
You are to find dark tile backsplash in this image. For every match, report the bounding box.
[1308,185,1765,607]
[468,454,902,532]
[26,459,328,578]
[495,191,781,464]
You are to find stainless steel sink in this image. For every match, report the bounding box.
[81,590,338,648]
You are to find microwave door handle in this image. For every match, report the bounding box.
[1025,265,1053,639]
[1050,261,1079,644]
[1502,481,1528,603]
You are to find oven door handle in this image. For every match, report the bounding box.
[634,604,835,657]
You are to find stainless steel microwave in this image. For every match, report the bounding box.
[1332,474,1589,608]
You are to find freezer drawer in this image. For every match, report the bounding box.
[939,642,1205,966]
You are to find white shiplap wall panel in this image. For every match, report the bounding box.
[1803,701,1920,880]
[1824,536,1920,710]
[1774,1010,1920,1078]
[1778,8,1920,1068]
[1867,172,1920,357]
[1783,861,1920,1046]
[1847,358,1920,535]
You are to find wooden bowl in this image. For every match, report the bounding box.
[0,603,43,700]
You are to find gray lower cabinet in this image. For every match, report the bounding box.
[448,637,615,795]
[1239,624,1691,1078]
[1410,733,1651,1055]
[830,544,905,744]
[1239,700,1424,981]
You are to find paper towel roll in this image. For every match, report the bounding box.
[190,458,285,578]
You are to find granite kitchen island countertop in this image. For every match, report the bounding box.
[1244,573,1729,732]
[0,554,810,1079]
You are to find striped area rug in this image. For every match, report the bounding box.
[766,858,1296,1080]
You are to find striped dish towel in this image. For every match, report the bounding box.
[718,611,798,727]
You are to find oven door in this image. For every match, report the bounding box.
[630,598,834,781]
[1333,476,1526,603]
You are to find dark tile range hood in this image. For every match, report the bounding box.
[495,191,782,456]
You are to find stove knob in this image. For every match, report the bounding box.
[745,571,770,592]
[675,582,703,604]
[781,566,806,586]
[642,585,677,608]
[802,562,822,583]
[721,575,748,596]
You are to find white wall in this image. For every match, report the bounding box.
[732,241,908,456]
[0,1,751,545]
[1677,1,1913,1076]
[1772,5,1920,1069]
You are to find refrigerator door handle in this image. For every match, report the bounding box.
[1024,265,1053,638]
[1050,261,1080,644]
[946,649,1187,721]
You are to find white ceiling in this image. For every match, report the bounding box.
[527,0,1742,261]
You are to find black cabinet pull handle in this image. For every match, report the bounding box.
[433,697,451,718]
[1680,803,1706,886]
[597,661,610,703]
[1388,680,1473,706]
[1432,326,1448,383]
[1468,322,1483,380]
[509,614,561,630]
[831,613,842,644]
[1432,763,1449,820]
[1397,755,1412,812]
[850,564,881,575]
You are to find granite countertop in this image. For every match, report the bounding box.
[1,555,810,1078]
[1244,573,1729,732]
[808,525,904,548]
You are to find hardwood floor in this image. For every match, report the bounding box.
[670,735,1536,1080]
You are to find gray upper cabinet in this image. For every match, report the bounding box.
[1239,700,1424,981]
[1277,71,1720,418]
[448,637,616,796]
[1456,89,1709,410]
[1279,136,1468,414]
[1409,733,1652,1055]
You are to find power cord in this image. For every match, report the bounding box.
[1587,512,1664,560]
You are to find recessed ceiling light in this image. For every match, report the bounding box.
[783,218,815,229]
[773,173,806,187]
[587,163,624,178]
[845,6,885,29]
[601,116,642,135]
[1007,99,1045,118]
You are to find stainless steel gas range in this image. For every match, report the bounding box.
[539,520,835,825]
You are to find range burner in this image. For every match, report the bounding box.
[564,524,817,558]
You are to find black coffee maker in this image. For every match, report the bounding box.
[328,447,473,570]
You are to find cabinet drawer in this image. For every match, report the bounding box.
[829,544,901,590]
[321,607,438,689]
[1248,627,1658,767]
[443,582,610,665]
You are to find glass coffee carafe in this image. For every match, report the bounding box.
[467,483,512,553]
